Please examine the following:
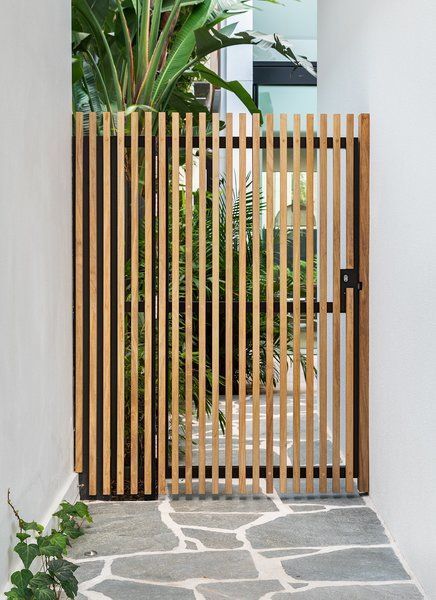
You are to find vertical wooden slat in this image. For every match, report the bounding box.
[212,113,220,495]
[358,114,370,493]
[198,112,207,494]
[319,114,328,493]
[185,113,193,496]
[158,113,168,494]
[238,114,247,494]
[279,114,288,493]
[102,112,111,495]
[130,112,139,494]
[332,115,341,493]
[305,114,315,494]
[345,114,354,494]
[117,112,125,495]
[225,114,233,495]
[171,113,180,496]
[88,112,97,496]
[144,111,153,495]
[265,114,274,494]
[292,114,301,494]
[251,113,261,494]
[75,113,84,473]
[158,112,167,495]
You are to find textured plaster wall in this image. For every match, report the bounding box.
[0,1,77,592]
[318,1,436,597]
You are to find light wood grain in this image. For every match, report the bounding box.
[103,112,111,496]
[279,114,288,493]
[198,112,207,495]
[171,113,180,496]
[345,114,354,494]
[238,113,247,494]
[319,114,328,493]
[292,114,301,494]
[130,112,139,494]
[251,113,261,494]
[212,113,220,495]
[75,113,84,474]
[184,113,193,496]
[265,114,274,494]
[144,111,153,495]
[158,112,167,495]
[358,114,370,493]
[117,112,125,495]
[332,115,341,493]
[305,114,315,494]
[225,113,233,495]
[88,112,97,496]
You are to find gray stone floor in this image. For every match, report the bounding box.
[71,488,424,599]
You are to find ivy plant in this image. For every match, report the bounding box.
[5,491,92,600]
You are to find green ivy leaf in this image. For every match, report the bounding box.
[11,569,32,591]
[72,501,91,520]
[15,533,30,543]
[37,536,63,558]
[59,577,78,599]
[14,542,39,569]
[50,532,68,552]
[48,558,78,599]
[33,588,57,600]
[29,572,54,590]
[5,588,22,599]
[20,521,44,534]
[48,557,78,581]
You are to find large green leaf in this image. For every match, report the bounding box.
[136,0,183,105]
[152,0,214,105]
[14,543,39,569]
[10,570,32,592]
[29,572,55,590]
[33,589,56,600]
[73,0,124,108]
[193,64,260,115]
[194,27,316,77]
[72,56,84,84]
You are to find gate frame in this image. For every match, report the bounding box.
[73,113,370,499]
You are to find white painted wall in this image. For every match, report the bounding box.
[318,2,436,597]
[0,1,77,593]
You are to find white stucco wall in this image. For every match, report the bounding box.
[318,2,436,597]
[0,1,77,592]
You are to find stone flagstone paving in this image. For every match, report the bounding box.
[70,486,424,599]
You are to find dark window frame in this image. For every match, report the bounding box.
[253,61,317,105]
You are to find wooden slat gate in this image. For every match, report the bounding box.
[73,112,370,499]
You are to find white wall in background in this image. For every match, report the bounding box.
[221,10,254,122]
[0,1,77,593]
[318,1,436,597]
[253,0,317,61]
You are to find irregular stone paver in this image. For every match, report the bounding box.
[171,512,258,529]
[197,579,284,599]
[182,527,243,549]
[70,501,178,558]
[171,494,278,512]
[93,579,195,599]
[282,547,410,581]
[271,583,424,599]
[112,549,258,582]
[247,508,388,548]
[75,560,104,584]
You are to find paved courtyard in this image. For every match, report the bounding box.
[71,488,423,599]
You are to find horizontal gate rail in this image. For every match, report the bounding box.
[73,111,370,499]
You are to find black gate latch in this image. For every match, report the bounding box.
[340,269,362,311]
